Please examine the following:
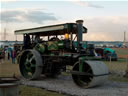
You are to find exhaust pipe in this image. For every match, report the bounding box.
[76,20,84,52]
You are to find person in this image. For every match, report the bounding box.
[24,34,31,49]
[2,49,5,60]
[8,47,12,60]
[0,49,5,64]
[35,35,40,43]
[8,50,10,60]
[0,50,2,64]
[11,48,16,64]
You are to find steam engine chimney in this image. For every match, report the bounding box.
[76,20,84,52]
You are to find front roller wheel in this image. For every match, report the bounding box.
[19,50,43,80]
[72,61,109,88]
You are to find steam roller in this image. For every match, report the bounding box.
[15,20,109,88]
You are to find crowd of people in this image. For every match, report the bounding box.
[0,47,16,64]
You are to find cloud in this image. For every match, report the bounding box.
[0,0,18,2]
[83,16,128,41]
[0,9,57,24]
[72,0,104,8]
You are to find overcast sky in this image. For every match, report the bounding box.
[0,0,128,41]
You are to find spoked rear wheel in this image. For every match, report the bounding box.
[19,50,43,80]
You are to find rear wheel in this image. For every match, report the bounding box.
[19,50,43,79]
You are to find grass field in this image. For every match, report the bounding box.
[104,58,128,72]
[112,48,128,58]
[0,60,20,77]
[113,48,128,55]
[104,48,128,82]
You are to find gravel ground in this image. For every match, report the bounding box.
[21,75,128,96]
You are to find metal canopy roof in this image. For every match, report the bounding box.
[15,23,87,36]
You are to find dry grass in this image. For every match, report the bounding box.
[103,48,128,72]
[19,85,66,96]
[104,58,128,72]
[0,59,20,77]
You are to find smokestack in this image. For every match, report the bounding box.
[123,31,126,46]
[76,20,84,52]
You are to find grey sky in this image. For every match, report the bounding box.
[0,1,128,41]
[1,9,57,24]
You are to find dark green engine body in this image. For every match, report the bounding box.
[33,40,81,76]
[15,20,109,88]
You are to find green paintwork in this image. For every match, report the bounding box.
[22,52,36,78]
[35,44,45,53]
[79,57,85,72]
[58,40,64,49]
[104,48,115,54]
[85,56,101,60]
[48,41,58,50]
[74,41,87,49]
[63,54,71,56]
